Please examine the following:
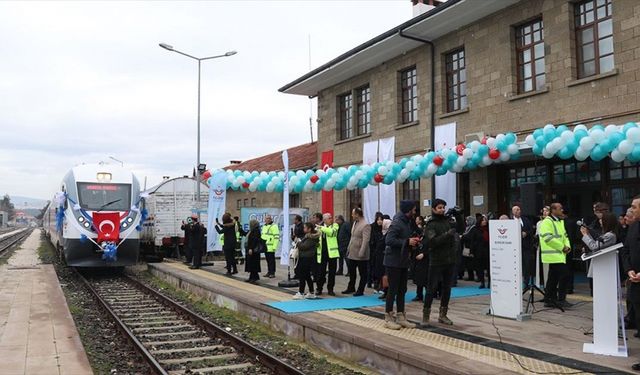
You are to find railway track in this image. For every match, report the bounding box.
[0,228,32,257]
[76,272,305,375]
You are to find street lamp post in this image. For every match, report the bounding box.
[159,43,237,205]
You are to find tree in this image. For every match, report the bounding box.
[0,195,15,220]
[35,201,50,220]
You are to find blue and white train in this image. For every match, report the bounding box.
[44,163,143,267]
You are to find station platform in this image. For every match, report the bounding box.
[149,258,638,375]
[0,231,92,375]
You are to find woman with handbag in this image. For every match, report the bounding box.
[293,223,320,299]
[244,219,263,284]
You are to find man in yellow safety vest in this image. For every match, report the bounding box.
[261,215,280,278]
[316,213,340,296]
[538,202,572,309]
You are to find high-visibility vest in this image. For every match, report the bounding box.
[261,224,280,253]
[538,216,569,264]
[317,223,340,263]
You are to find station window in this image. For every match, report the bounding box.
[338,93,353,140]
[356,85,371,135]
[289,193,300,208]
[575,0,614,78]
[553,160,601,184]
[401,179,420,202]
[516,18,545,93]
[445,49,467,112]
[509,165,547,188]
[237,199,241,209]
[347,188,362,214]
[611,186,640,216]
[400,67,418,123]
[609,160,640,180]
[243,198,248,207]
[251,198,256,207]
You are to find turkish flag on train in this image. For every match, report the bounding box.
[92,212,120,242]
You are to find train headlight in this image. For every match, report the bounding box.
[83,222,90,228]
[127,217,133,223]
[96,172,112,182]
[122,222,128,228]
[78,216,84,223]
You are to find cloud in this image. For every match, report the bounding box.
[0,0,409,199]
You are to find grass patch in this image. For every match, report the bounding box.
[139,272,370,375]
[37,236,57,264]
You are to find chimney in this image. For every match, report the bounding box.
[412,0,444,17]
[229,160,242,165]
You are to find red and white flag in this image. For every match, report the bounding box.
[92,212,120,242]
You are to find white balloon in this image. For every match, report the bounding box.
[470,141,481,151]
[628,127,640,143]
[227,175,234,183]
[580,136,595,150]
[605,124,618,136]
[237,176,245,184]
[542,148,554,159]
[507,144,519,155]
[354,170,364,179]
[544,124,555,132]
[525,135,535,146]
[331,173,340,181]
[232,180,240,188]
[413,154,424,163]
[486,137,497,148]
[249,185,257,193]
[325,180,335,190]
[574,146,589,159]
[427,164,438,174]
[362,165,371,173]
[499,152,510,162]
[611,149,625,162]
[590,129,606,143]
[243,171,251,179]
[346,182,356,190]
[316,169,325,177]
[546,143,558,154]
[304,181,313,192]
[561,130,574,143]
[575,152,589,161]
[496,134,505,142]
[456,157,467,167]
[296,170,305,178]
[574,124,588,132]
[378,166,388,176]
[482,155,492,166]
[405,161,416,171]
[462,148,473,159]
[618,140,634,155]
[266,184,274,193]
[452,164,463,173]
[260,171,268,178]
[399,169,410,180]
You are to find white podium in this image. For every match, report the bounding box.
[581,243,628,357]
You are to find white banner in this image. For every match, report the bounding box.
[489,219,523,319]
[206,170,227,252]
[280,150,291,266]
[434,122,457,207]
[363,137,396,223]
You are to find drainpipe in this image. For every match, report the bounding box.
[398,30,436,200]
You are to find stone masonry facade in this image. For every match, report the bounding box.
[315,0,640,217]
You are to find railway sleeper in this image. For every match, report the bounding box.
[167,362,254,375]
[145,337,213,347]
[121,314,180,323]
[119,311,175,318]
[160,353,238,366]
[150,345,228,356]
[139,330,201,339]
[133,324,192,333]
[126,319,184,327]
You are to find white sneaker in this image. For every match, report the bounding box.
[293,292,304,300]
[305,292,317,299]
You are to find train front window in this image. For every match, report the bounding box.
[77,183,131,211]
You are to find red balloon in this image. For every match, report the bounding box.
[242,182,250,188]
[310,175,319,183]
[481,137,488,145]
[456,144,466,156]
[374,173,384,183]
[489,149,501,160]
[201,170,212,180]
[433,155,444,166]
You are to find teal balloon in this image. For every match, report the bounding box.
[623,122,638,134]
[497,141,508,152]
[533,129,543,139]
[591,145,607,161]
[357,179,369,189]
[447,153,457,162]
[436,166,447,176]
[557,125,569,134]
[334,181,345,191]
[574,129,588,139]
[566,139,579,153]
[609,132,624,147]
[505,132,517,144]
[467,160,478,169]
[558,148,573,160]
[599,139,613,152]
[544,131,555,142]
[251,171,259,177]
[392,163,401,174]
[478,145,489,156]
[591,124,605,132]
[631,145,640,161]
[234,170,242,176]
[383,175,394,184]
[399,158,408,167]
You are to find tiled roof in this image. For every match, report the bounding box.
[224,142,317,172]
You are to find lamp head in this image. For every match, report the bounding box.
[159,43,174,51]
[225,51,237,56]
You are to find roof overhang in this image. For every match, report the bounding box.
[279,0,521,96]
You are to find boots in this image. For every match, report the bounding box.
[421,308,431,327]
[438,306,453,325]
[384,312,401,330]
[396,312,416,329]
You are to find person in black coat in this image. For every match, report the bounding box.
[369,213,385,290]
[512,205,535,285]
[470,215,490,288]
[188,215,207,269]
[336,215,351,275]
[621,196,640,372]
[215,213,238,275]
[244,219,263,283]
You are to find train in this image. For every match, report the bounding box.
[44,163,143,267]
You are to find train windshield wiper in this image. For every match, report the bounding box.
[96,199,122,212]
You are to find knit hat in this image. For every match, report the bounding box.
[399,200,416,214]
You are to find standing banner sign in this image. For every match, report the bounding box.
[281,150,291,266]
[206,170,227,252]
[489,219,525,320]
[363,137,396,223]
[434,122,457,208]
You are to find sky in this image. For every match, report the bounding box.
[0,0,410,200]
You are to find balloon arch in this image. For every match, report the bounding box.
[203,122,640,194]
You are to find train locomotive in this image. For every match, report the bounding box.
[44,163,143,267]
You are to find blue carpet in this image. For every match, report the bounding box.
[266,286,491,314]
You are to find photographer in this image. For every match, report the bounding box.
[422,198,457,326]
